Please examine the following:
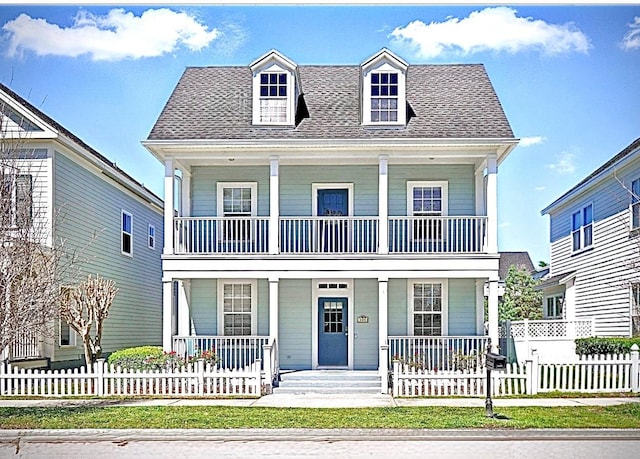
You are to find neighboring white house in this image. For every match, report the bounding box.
[143,49,517,381]
[0,83,164,368]
[541,137,640,337]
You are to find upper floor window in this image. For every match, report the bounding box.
[250,51,297,126]
[631,178,640,230]
[408,181,448,241]
[1,171,32,228]
[148,224,156,250]
[571,203,593,252]
[370,72,398,123]
[259,73,287,123]
[121,210,133,256]
[632,284,640,337]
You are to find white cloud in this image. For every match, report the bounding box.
[390,7,591,59]
[621,16,640,50]
[546,151,576,175]
[2,8,221,61]
[519,136,546,147]
[535,186,546,192]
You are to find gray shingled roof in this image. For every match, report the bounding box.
[499,251,536,280]
[148,64,514,141]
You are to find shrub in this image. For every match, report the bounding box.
[107,346,164,370]
[575,337,640,355]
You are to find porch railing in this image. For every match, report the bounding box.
[279,217,378,254]
[388,216,487,253]
[388,336,489,371]
[2,330,42,361]
[174,217,269,254]
[172,336,270,370]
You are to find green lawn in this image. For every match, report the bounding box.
[1,404,640,429]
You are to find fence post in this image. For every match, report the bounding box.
[197,359,205,396]
[95,359,105,397]
[254,359,262,396]
[631,344,639,393]
[0,359,5,395]
[263,343,273,394]
[379,344,389,394]
[529,350,539,395]
[392,360,399,397]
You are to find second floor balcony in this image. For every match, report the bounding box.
[172,215,488,256]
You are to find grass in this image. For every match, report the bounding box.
[1,404,640,430]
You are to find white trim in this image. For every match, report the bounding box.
[406,279,449,336]
[407,181,449,217]
[148,223,156,250]
[216,182,258,217]
[251,59,296,127]
[216,279,258,336]
[121,210,133,257]
[361,55,407,126]
[311,279,353,370]
[312,183,354,217]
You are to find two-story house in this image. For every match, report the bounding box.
[0,83,164,368]
[143,49,517,387]
[541,137,640,337]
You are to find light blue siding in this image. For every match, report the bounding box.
[354,279,379,369]
[190,280,217,335]
[279,279,312,369]
[448,279,477,335]
[53,151,163,362]
[388,279,408,335]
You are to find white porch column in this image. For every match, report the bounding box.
[269,278,279,339]
[475,162,486,216]
[177,280,191,336]
[378,278,389,355]
[181,169,191,217]
[269,156,279,255]
[486,156,498,253]
[164,158,175,255]
[162,281,174,351]
[487,278,499,353]
[475,279,485,335]
[378,155,389,254]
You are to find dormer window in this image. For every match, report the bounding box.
[250,50,299,127]
[361,49,408,127]
[259,72,288,123]
[371,72,399,122]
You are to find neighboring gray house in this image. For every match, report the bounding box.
[541,137,640,336]
[143,49,517,381]
[0,83,164,368]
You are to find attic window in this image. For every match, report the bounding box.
[361,50,408,127]
[259,73,288,123]
[371,72,398,122]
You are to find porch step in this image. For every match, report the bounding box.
[8,358,49,370]
[274,370,384,394]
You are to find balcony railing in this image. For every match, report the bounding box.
[172,216,488,255]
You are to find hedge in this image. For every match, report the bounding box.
[575,337,640,355]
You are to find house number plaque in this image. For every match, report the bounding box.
[357,315,369,324]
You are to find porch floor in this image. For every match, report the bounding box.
[273,370,383,395]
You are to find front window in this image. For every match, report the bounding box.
[259,72,287,123]
[121,211,133,256]
[571,203,593,252]
[632,284,640,337]
[408,182,448,242]
[631,179,640,230]
[1,171,32,228]
[411,281,446,336]
[370,72,398,123]
[217,183,257,243]
[546,295,564,319]
[222,282,253,336]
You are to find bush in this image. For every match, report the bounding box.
[107,346,165,370]
[575,337,640,355]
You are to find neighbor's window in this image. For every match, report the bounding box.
[222,283,254,336]
[370,72,399,123]
[632,284,640,337]
[571,203,593,252]
[546,295,564,319]
[148,224,156,250]
[411,282,445,336]
[121,211,133,256]
[631,179,640,230]
[0,171,32,228]
[59,287,76,346]
[259,72,288,123]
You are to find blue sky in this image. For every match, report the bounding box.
[1,3,639,265]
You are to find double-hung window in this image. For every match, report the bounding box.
[259,72,288,124]
[121,210,133,256]
[408,181,448,243]
[571,204,593,252]
[370,72,398,123]
[219,281,256,336]
[217,183,257,244]
[632,284,640,337]
[1,170,32,228]
[631,178,640,230]
[59,287,76,346]
[545,295,564,319]
[409,280,447,336]
[148,224,156,250]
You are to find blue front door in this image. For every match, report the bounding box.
[318,297,348,367]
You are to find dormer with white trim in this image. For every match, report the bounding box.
[250,50,299,127]
[361,49,409,127]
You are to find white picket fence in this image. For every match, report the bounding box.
[393,344,640,397]
[0,359,262,397]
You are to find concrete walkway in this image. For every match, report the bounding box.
[1,395,639,409]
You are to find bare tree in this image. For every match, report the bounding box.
[59,274,118,366]
[0,91,88,358]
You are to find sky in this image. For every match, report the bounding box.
[0,2,639,266]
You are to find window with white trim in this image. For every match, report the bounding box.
[217,183,257,243]
[545,295,564,319]
[370,72,399,123]
[59,287,76,346]
[361,50,407,126]
[148,224,156,250]
[259,72,288,123]
[632,284,640,337]
[410,281,447,336]
[571,204,593,252]
[220,282,256,336]
[1,170,32,228]
[631,178,640,230]
[408,181,448,241]
[121,210,133,256]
